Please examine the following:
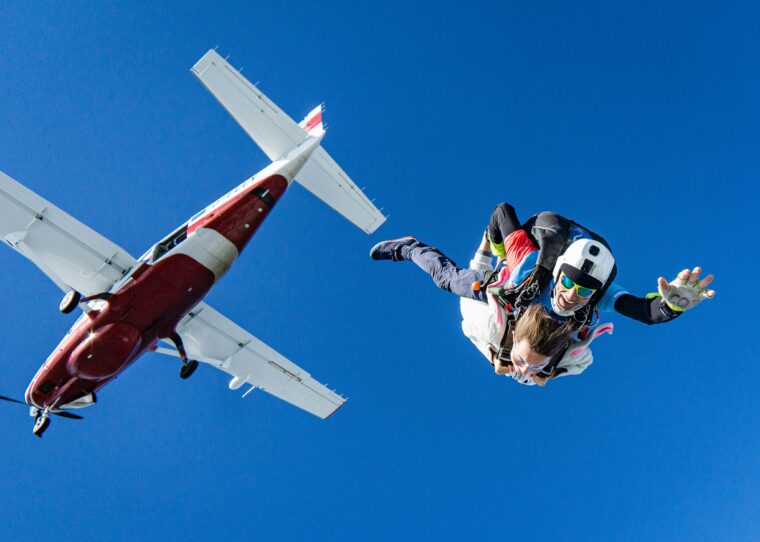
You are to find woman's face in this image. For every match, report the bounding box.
[511,338,550,375]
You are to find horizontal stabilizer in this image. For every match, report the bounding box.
[192,50,306,162]
[296,147,386,233]
[191,49,386,234]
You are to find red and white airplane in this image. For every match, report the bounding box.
[0,49,385,437]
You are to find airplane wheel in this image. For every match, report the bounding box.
[179,360,199,380]
[33,416,50,438]
[59,291,81,314]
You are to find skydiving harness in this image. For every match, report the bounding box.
[477,211,621,379]
[479,266,598,378]
[480,264,599,324]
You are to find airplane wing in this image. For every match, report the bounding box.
[156,302,345,419]
[0,171,136,296]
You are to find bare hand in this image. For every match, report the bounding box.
[494,358,515,375]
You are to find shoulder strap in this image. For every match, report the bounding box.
[536,341,571,379]
[494,316,516,366]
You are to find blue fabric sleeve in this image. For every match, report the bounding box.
[596,281,629,313]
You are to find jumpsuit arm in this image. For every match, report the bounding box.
[527,211,574,274]
[613,293,681,325]
[486,204,572,274]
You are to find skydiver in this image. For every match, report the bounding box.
[460,233,613,386]
[369,233,606,385]
[369,203,714,383]
[482,202,715,328]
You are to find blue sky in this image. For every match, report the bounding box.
[0,2,757,540]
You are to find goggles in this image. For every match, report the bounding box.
[559,273,597,299]
[511,353,548,374]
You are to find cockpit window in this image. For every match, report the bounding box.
[151,224,188,262]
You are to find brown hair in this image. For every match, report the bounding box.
[513,304,574,357]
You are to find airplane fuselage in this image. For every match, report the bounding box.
[25,172,289,411]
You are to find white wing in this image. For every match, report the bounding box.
[191,49,306,162]
[157,302,345,419]
[191,49,386,234]
[0,171,136,296]
[295,146,386,234]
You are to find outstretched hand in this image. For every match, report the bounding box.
[657,267,715,312]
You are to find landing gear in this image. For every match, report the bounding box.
[33,409,50,438]
[169,332,199,380]
[180,360,199,379]
[59,290,81,314]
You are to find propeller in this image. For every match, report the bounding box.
[0,395,83,420]
[53,411,84,420]
[0,394,26,406]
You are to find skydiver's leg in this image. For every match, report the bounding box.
[398,241,488,302]
[487,202,522,245]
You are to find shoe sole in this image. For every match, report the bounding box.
[369,236,416,260]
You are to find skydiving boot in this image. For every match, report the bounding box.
[369,236,417,261]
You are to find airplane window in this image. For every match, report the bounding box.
[152,224,189,261]
[189,209,206,223]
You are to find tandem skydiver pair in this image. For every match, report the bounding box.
[370,202,715,386]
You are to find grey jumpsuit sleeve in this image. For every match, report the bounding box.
[526,211,574,273]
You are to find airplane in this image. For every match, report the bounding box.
[0,49,385,437]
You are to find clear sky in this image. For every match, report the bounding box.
[0,2,757,541]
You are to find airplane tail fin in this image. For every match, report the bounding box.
[191,49,386,234]
[299,104,325,138]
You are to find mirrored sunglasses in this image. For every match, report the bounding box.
[559,273,596,298]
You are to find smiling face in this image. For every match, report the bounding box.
[510,304,574,376]
[550,240,615,317]
[553,273,595,312]
[554,283,589,312]
[510,338,550,376]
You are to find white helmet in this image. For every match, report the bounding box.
[551,239,615,317]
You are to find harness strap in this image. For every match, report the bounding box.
[536,341,570,379]
[494,314,516,367]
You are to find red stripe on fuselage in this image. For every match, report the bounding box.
[188,174,288,253]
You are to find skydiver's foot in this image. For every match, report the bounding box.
[369,236,417,262]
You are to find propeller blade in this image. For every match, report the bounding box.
[54,411,84,420]
[0,395,27,406]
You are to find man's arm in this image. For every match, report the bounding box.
[486,206,573,308]
[526,211,574,273]
[613,267,715,324]
[613,293,681,325]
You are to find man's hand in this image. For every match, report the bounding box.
[531,374,549,386]
[657,267,716,312]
